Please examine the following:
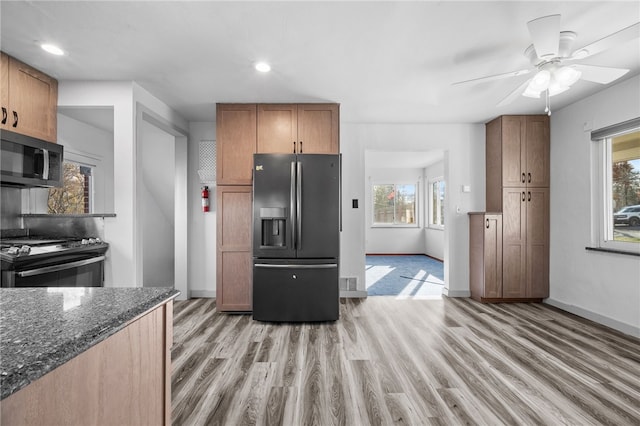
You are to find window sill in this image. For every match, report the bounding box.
[426,226,445,231]
[585,247,640,257]
[371,224,419,229]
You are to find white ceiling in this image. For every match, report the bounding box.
[1,1,639,125]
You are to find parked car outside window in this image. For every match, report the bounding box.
[614,205,640,227]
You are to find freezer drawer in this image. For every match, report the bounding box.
[253,262,339,322]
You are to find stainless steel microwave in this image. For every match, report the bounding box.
[1,129,63,187]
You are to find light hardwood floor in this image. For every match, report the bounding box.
[171,297,640,425]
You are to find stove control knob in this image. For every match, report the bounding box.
[88,238,96,244]
[18,245,31,254]
[81,239,89,245]
[94,238,102,244]
[7,246,19,255]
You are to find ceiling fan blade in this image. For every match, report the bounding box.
[497,78,532,107]
[571,22,640,60]
[452,68,531,86]
[572,64,630,84]
[527,14,561,59]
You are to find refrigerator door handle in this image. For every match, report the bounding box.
[255,263,338,269]
[339,154,342,232]
[296,160,302,250]
[290,161,297,249]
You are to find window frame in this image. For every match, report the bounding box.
[428,177,445,230]
[370,181,419,228]
[48,156,95,215]
[592,118,640,255]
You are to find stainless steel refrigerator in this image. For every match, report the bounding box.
[252,153,340,322]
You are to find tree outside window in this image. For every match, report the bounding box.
[48,162,92,214]
[372,183,416,225]
[611,130,640,243]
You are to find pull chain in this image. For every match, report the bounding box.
[544,90,551,116]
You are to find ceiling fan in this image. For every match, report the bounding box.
[453,15,640,114]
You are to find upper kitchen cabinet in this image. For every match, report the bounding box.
[216,104,257,185]
[486,115,549,210]
[257,103,339,154]
[0,52,58,143]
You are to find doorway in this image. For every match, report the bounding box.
[364,149,446,298]
[136,108,188,294]
[365,254,444,298]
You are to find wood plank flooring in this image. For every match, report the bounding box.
[171,297,640,425]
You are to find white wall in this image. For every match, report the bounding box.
[365,167,424,254]
[341,123,485,297]
[187,122,217,298]
[424,161,445,260]
[548,75,640,337]
[140,121,175,287]
[56,113,115,214]
[58,81,188,292]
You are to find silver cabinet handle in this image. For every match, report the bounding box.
[17,256,105,277]
[42,148,50,180]
[255,263,337,269]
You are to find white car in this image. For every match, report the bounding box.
[614,205,640,227]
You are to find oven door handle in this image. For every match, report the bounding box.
[17,256,106,278]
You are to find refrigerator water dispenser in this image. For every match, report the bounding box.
[260,207,286,247]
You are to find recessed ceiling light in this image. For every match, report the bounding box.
[41,43,65,56]
[255,62,271,73]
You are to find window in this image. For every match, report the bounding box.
[372,183,417,226]
[592,118,640,253]
[48,161,93,214]
[429,178,445,228]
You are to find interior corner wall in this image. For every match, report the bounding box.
[187,122,217,298]
[140,121,175,287]
[341,123,485,297]
[424,161,445,260]
[56,113,115,214]
[548,75,640,337]
[364,167,425,254]
[57,81,135,288]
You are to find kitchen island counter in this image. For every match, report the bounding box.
[0,287,178,424]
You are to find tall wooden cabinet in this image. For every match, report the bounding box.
[1,52,58,143]
[470,115,550,302]
[216,103,339,312]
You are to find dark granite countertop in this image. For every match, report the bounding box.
[0,287,179,400]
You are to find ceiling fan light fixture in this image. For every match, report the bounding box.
[555,66,582,87]
[522,86,543,98]
[548,80,569,96]
[528,70,551,91]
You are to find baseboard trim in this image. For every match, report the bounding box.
[340,290,368,298]
[545,298,640,338]
[190,290,216,299]
[442,288,471,298]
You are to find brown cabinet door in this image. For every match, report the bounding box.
[257,104,297,153]
[296,104,339,154]
[5,56,58,142]
[216,104,257,185]
[501,116,525,188]
[0,53,8,131]
[526,188,549,298]
[469,213,503,300]
[502,188,527,298]
[216,185,253,311]
[525,115,550,188]
[484,214,503,298]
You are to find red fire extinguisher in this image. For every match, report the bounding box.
[201,186,210,212]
